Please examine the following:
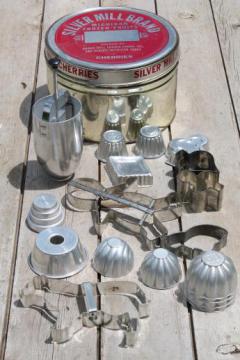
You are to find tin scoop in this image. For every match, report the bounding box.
[69,179,184,215]
[42,58,71,122]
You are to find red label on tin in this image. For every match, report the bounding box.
[55,9,169,64]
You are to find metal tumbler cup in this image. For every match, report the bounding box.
[32,95,83,180]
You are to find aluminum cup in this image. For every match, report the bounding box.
[26,193,64,233]
[93,237,134,277]
[29,226,88,278]
[139,248,182,289]
[135,125,165,158]
[96,130,128,163]
[185,250,237,312]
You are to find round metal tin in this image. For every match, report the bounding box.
[45,7,179,87]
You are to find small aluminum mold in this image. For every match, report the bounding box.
[139,248,182,289]
[26,193,64,232]
[135,125,165,159]
[185,250,237,312]
[166,135,208,165]
[93,237,134,278]
[96,130,128,163]
[29,226,88,278]
[106,156,153,186]
[127,108,146,141]
[104,109,121,132]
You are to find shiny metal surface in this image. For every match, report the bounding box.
[166,135,208,165]
[106,156,153,186]
[139,248,181,289]
[32,95,83,180]
[96,130,128,163]
[20,276,149,347]
[135,125,165,159]
[185,250,237,312]
[93,237,134,277]
[48,67,178,142]
[45,7,179,141]
[29,226,88,278]
[26,193,64,232]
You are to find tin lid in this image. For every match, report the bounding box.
[45,7,179,87]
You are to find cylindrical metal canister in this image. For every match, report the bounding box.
[32,95,83,180]
[45,7,179,142]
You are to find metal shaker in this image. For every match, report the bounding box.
[32,95,83,180]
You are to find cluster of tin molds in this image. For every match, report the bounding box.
[166,135,208,165]
[93,237,134,278]
[185,251,237,312]
[26,194,64,232]
[135,125,165,159]
[96,130,128,162]
[139,249,181,289]
[29,226,88,278]
[174,150,223,212]
[127,109,146,141]
[106,156,153,186]
[20,276,150,347]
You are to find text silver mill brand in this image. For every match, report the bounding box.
[45,7,180,142]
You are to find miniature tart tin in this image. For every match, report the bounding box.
[45,7,179,141]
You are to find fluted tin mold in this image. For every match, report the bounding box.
[26,193,64,233]
[185,250,237,312]
[135,125,165,159]
[127,109,146,141]
[104,110,121,132]
[139,249,182,289]
[29,226,88,278]
[93,237,134,278]
[96,130,128,163]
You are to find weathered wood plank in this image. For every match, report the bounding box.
[211,0,240,129]
[155,0,240,359]
[0,0,44,356]
[4,1,99,359]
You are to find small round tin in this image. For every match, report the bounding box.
[45,7,179,141]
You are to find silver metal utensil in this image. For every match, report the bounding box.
[135,125,165,159]
[93,237,134,277]
[139,248,182,289]
[96,130,128,163]
[33,94,83,180]
[106,155,153,186]
[26,193,64,232]
[29,226,88,278]
[185,250,237,312]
